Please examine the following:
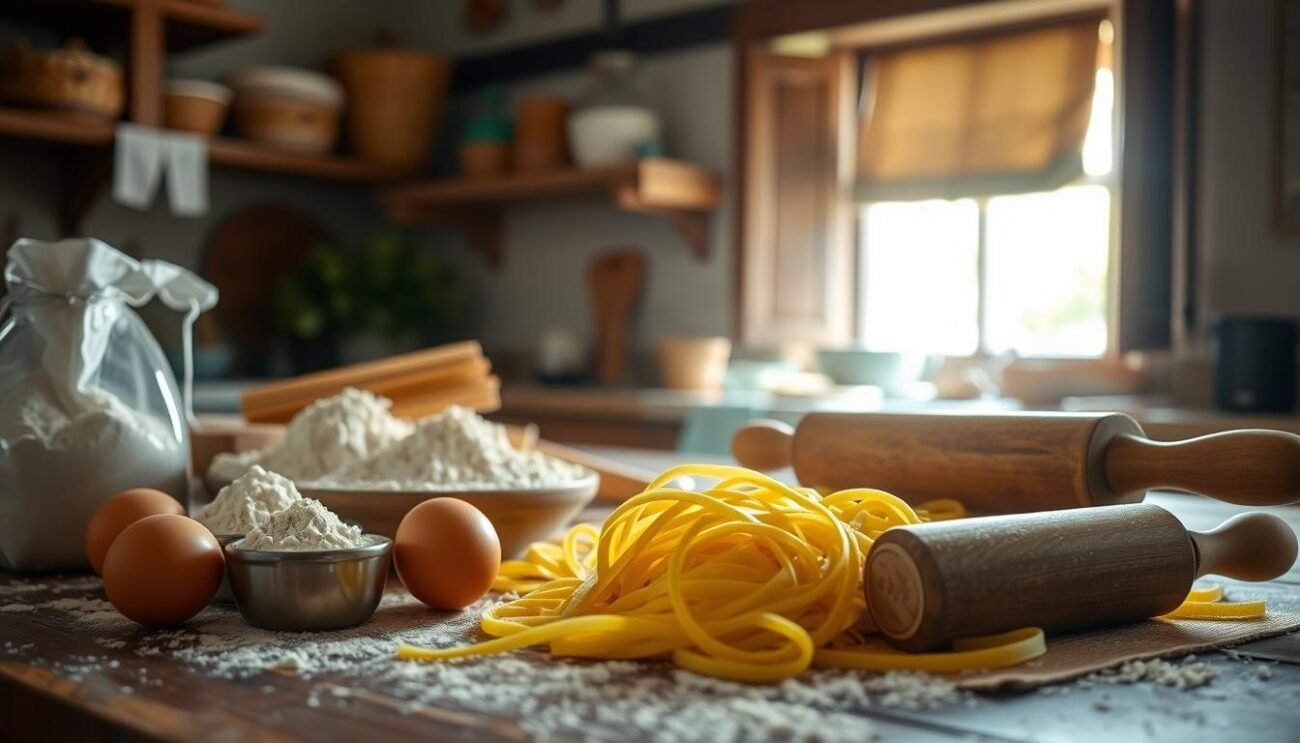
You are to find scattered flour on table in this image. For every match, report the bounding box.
[240,498,364,551]
[17,583,967,742]
[1085,657,1219,690]
[209,388,413,482]
[324,405,586,490]
[0,374,185,570]
[198,465,303,535]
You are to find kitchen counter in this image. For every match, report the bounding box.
[2,445,1299,742]
[193,380,1300,450]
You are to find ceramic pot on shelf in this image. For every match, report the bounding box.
[569,51,663,167]
[331,48,450,168]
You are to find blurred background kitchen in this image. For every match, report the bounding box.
[0,0,1296,454]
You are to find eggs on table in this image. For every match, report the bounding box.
[395,498,502,611]
[103,514,225,626]
[85,488,185,575]
[86,485,503,627]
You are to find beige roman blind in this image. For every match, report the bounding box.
[855,20,1101,201]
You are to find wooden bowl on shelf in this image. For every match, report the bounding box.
[230,67,343,153]
[165,80,231,135]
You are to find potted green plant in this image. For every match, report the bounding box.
[342,232,464,362]
[272,242,351,374]
[273,233,464,372]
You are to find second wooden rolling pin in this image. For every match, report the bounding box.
[865,503,1298,651]
[732,412,1300,513]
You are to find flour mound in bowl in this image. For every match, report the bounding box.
[240,497,364,551]
[209,388,413,482]
[319,405,587,491]
[198,465,302,535]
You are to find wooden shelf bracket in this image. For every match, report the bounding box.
[381,158,721,269]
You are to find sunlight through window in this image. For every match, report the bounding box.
[860,22,1114,358]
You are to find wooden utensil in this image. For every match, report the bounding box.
[589,250,646,386]
[865,503,1298,651]
[732,412,1300,512]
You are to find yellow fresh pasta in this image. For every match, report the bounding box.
[398,464,1263,682]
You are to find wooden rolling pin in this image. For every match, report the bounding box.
[732,412,1300,512]
[865,503,1298,651]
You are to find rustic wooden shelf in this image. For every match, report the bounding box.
[1,0,263,52]
[0,107,114,146]
[206,138,417,183]
[382,159,721,266]
[0,106,416,232]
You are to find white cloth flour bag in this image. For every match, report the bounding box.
[0,238,217,570]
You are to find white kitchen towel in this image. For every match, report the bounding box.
[112,123,164,210]
[112,124,209,216]
[163,131,209,216]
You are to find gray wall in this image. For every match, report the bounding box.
[1196,0,1300,332]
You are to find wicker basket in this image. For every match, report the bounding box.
[0,38,123,120]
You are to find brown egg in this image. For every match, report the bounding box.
[102,514,224,627]
[395,498,501,611]
[85,488,184,574]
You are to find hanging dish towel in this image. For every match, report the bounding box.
[164,131,208,216]
[112,123,164,210]
[112,124,209,216]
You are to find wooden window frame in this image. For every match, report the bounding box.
[735,0,1184,367]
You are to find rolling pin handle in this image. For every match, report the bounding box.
[1105,429,1300,507]
[1190,512,1299,581]
[732,419,795,472]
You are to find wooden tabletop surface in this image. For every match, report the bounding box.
[2,449,1299,742]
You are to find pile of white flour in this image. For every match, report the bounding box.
[241,498,364,551]
[198,466,362,550]
[326,405,586,490]
[209,389,586,491]
[0,374,186,570]
[198,465,302,535]
[210,388,412,482]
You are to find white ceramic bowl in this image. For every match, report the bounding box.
[816,349,926,396]
[569,106,662,167]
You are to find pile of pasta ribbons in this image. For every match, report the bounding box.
[398,465,1265,682]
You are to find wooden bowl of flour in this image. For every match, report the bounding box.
[296,474,600,558]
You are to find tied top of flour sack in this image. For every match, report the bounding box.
[199,465,303,536]
[241,498,364,551]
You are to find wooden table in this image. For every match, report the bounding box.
[2,449,1299,742]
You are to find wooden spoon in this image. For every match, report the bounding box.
[589,249,646,386]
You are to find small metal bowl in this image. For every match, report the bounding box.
[213,533,243,605]
[224,535,392,631]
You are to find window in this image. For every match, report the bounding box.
[859,24,1116,358]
